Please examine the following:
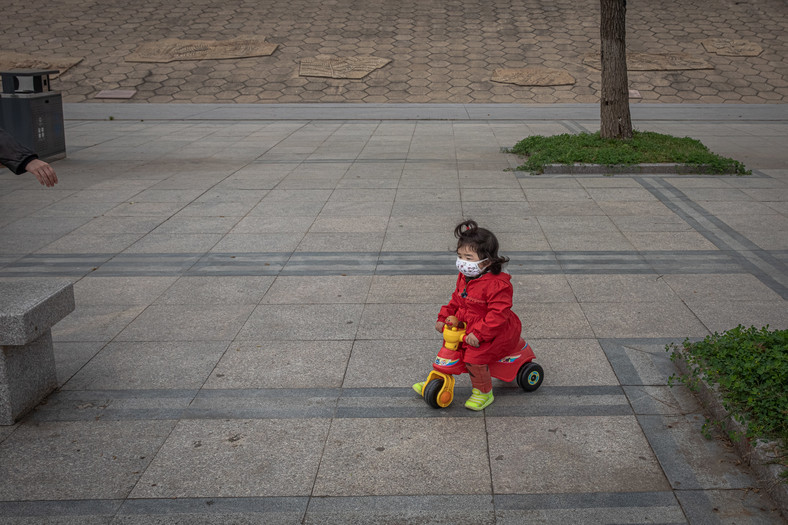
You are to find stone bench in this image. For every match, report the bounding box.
[0,280,74,424]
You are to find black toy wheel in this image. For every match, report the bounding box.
[423,378,445,409]
[517,362,544,392]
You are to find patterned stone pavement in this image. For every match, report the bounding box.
[1,0,787,104]
[0,103,786,523]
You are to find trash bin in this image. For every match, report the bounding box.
[0,69,66,162]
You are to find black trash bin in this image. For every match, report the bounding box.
[0,69,66,162]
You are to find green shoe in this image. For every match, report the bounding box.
[412,381,426,395]
[464,388,494,411]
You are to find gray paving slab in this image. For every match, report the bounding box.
[487,415,671,494]
[129,419,331,498]
[238,304,364,341]
[154,275,274,305]
[73,276,179,306]
[0,105,786,524]
[526,338,619,387]
[313,418,491,496]
[205,340,353,389]
[0,420,176,500]
[582,300,712,339]
[51,304,146,342]
[116,304,254,342]
[62,341,228,390]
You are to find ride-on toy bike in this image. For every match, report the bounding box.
[414,317,544,408]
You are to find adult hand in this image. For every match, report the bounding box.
[26,159,58,187]
[435,321,445,333]
[464,333,480,347]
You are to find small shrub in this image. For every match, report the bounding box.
[668,325,787,479]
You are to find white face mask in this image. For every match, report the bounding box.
[456,257,487,278]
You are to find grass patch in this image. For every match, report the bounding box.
[668,325,787,480]
[509,130,750,175]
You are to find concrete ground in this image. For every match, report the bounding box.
[1,0,787,104]
[0,102,786,523]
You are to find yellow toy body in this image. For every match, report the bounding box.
[416,316,544,409]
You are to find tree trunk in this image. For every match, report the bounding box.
[600,0,633,139]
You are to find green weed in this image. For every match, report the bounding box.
[668,325,787,480]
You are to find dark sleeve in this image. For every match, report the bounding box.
[0,128,38,175]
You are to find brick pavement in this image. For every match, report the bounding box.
[1,0,787,104]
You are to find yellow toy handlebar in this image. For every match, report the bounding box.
[442,323,466,351]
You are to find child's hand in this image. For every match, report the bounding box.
[464,333,480,347]
[435,321,445,333]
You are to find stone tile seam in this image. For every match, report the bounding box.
[559,120,592,134]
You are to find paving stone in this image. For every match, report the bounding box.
[487,416,671,494]
[238,304,364,341]
[313,418,491,496]
[156,276,274,305]
[117,304,254,342]
[130,419,331,498]
[205,340,352,389]
[581,300,710,339]
[0,420,176,500]
[62,341,228,390]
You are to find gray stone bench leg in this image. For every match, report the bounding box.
[0,281,75,425]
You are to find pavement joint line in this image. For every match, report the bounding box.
[637,177,788,298]
[61,104,788,122]
[0,492,686,519]
[558,120,591,134]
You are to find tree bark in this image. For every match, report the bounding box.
[600,0,633,139]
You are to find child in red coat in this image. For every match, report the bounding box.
[415,219,523,410]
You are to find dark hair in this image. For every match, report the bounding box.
[454,219,509,275]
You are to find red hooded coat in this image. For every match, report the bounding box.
[437,271,523,365]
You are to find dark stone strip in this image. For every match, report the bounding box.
[0,499,122,517]
[23,386,631,422]
[118,496,308,517]
[637,177,788,298]
[1,249,779,277]
[495,490,679,510]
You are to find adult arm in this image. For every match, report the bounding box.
[0,128,37,174]
[0,128,58,186]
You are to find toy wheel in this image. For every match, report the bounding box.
[423,378,447,409]
[517,363,544,392]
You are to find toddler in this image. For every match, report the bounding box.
[415,219,523,410]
